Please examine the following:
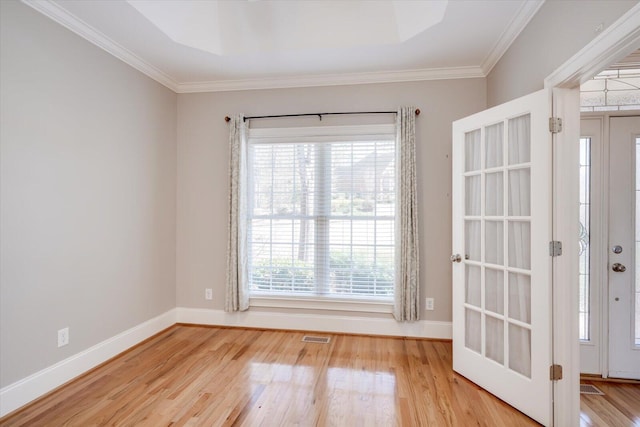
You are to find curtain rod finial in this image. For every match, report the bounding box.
[415,108,421,116]
[225,116,231,122]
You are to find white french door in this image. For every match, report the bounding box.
[608,115,640,379]
[452,89,553,425]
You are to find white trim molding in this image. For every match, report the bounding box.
[175,307,452,340]
[545,3,640,89]
[248,124,396,144]
[481,0,545,75]
[551,87,581,427]
[176,67,485,93]
[250,296,393,314]
[0,309,177,418]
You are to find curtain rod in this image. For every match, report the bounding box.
[224,109,420,122]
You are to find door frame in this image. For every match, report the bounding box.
[544,4,640,426]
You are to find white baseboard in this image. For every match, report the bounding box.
[0,308,177,418]
[176,307,452,339]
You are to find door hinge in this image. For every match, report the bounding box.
[549,241,563,257]
[549,117,563,133]
[550,364,563,381]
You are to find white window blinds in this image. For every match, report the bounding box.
[247,125,396,300]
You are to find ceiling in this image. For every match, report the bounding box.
[24,0,545,93]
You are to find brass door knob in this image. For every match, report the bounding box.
[612,263,626,272]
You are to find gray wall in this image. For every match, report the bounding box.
[487,0,637,107]
[176,79,487,322]
[0,1,177,387]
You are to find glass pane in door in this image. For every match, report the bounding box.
[486,316,504,364]
[485,123,504,168]
[466,220,481,261]
[508,115,531,164]
[509,324,532,377]
[508,221,531,269]
[579,137,592,341]
[486,268,504,314]
[466,175,481,215]
[466,308,481,353]
[466,130,481,172]
[466,265,481,307]
[636,137,640,346]
[486,172,503,215]
[485,221,504,265]
[508,169,531,216]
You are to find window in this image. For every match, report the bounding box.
[246,125,396,302]
[635,136,640,346]
[580,68,640,112]
[578,136,591,341]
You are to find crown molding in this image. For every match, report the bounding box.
[21,0,179,92]
[544,3,640,88]
[176,66,485,93]
[22,0,488,94]
[481,0,545,75]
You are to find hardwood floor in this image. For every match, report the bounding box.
[1,325,543,426]
[4,326,639,426]
[579,379,640,427]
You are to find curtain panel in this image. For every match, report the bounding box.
[225,114,249,312]
[394,106,420,321]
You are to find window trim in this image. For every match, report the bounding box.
[248,124,396,143]
[250,295,393,313]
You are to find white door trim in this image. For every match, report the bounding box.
[544,3,640,89]
[544,3,640,426]
[550,88,580,427]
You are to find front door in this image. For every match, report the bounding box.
[608,115,640,379]
[452,89,553,425]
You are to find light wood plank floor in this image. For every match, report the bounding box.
[1,325,636,426]
[0,325,538,426]
[579,379,640,427]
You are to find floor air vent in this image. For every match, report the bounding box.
[580,384,605,395]
[302,335,330,344]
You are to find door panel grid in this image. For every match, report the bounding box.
[463,114,533,378]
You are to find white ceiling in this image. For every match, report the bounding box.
[24,0,545,93]
[127,1,449,55]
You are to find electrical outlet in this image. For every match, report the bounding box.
[425,298,435,311]
[205,288,213,300]
[57,327,69,347]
